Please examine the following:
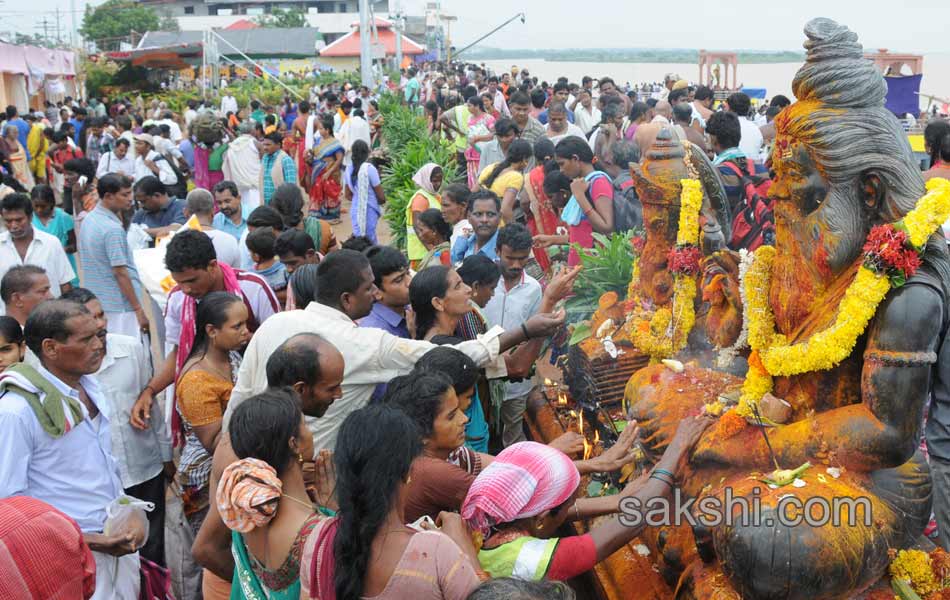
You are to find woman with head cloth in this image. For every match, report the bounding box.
[461,416,710,581]
[405,163,444,269]
[216,388,323,598]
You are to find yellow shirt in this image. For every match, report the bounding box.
[479,162,525,199]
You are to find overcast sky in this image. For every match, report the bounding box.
[1,0,947,55]
[403,0,950,54]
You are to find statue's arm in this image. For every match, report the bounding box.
[692,283,943,471]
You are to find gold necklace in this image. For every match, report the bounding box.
[281,493,314,510]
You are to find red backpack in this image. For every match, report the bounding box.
[722,160,775,251]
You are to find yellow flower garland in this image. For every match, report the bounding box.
[736,177,950,418]
[630,179,702,360]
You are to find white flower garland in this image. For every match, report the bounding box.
[715,248,754,368]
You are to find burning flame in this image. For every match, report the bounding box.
[579,412,593,460]
[544,378,554,386]
[557,392,568,406]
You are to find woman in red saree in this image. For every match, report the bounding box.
[523,139,567,275]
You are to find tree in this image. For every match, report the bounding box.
[254,8,308,28]
[80,0,160,50]
[158,11,181,33]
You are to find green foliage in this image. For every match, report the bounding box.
[157,11,181,32]
[382,139,458,250]
[254,8,308,28]
[565,231,637,318]
[377,94,457,250]
[81,0,161,50]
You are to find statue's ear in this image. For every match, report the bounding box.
[859,172,885,213]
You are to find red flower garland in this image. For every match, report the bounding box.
[631,235,646,254]
[667,245,703,275]
[862,224,922,284]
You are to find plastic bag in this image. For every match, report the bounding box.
[127,223,153,250]
[104,495,154,547]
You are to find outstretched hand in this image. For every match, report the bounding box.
[543,264,583,306]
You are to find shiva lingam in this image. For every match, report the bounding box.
[625,18,950,600]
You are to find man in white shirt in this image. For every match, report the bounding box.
[183,188,241,268]
[725,92,764,162]
[96,137,135,179]
[483,224,544,447]
[63,287,172,567]
[545,102,587,145]
[573,89,602,136]
[0,265,53,326]
[221,122,262,213]
[157,111,182,143]
[221,92,239,116]
[338,108,372,168]
[0,193,74,313]
[220,249,565,451]
[0,300,142,599]
[183,100,198,128]
[133,133,177,185]
[487,76,510,117]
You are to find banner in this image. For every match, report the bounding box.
[884,74,922,118]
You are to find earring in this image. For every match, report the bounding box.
[406,476,412,486]
[297,452,304,465]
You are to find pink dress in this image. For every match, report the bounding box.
[300,524,480,600]
[465,114,496,189]
[567,176,612,266]
[194,145,224,191]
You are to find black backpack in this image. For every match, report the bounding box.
[586,172,642,234]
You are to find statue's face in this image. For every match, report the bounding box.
[640,201,677,306]
[632,154,689,307]
[770,140,867,277]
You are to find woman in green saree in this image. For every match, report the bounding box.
[216,388,326,600]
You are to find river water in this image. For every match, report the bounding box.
[480,56,950,109]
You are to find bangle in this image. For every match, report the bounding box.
[649,473,674,488]
[654,468,676,480]
[144,384,157,396]
[582,206,593,215]
[572,501,581,522]
[521,323,530,340]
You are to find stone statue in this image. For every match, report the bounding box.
[629,129,730,307]
[626,18,950,599]
[582,128,731,357]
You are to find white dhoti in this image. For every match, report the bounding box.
[106,311,140,338]
[91,551,140,600]
[239,186,261,215]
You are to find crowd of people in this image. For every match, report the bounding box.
[0,57,947,600]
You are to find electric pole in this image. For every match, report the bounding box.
[55,7,62,44]
[358,0,373,88]
[36,17,52,45]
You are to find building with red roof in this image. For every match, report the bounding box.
[318,17,424,71]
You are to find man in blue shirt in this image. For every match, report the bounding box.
[68,107,86,147]
[4,105,31,160]
[359,245,410,339]
[538,82,575,125]
[451,191,501,263]
[358,245,411,402]
[211,180,248,240]
[131,176,186,245]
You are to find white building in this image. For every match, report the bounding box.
[139,0,396,43]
